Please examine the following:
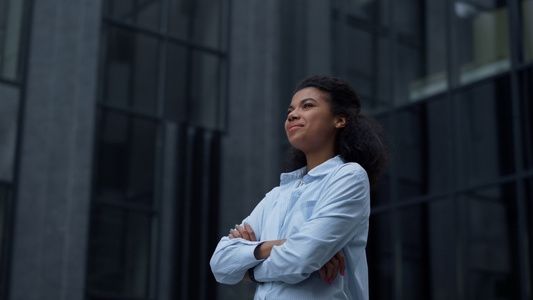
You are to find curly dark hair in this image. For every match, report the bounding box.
[283,75,389,190]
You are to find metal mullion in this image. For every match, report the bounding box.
[371,168,533,215]
[0,77,19,86]
[386,0,403,298]
[92,198,157,215]
[150,0,170,297]
[103,18,227,58]
[507,1,530,299]
[97,101,161,121]
[443,0,465,298]
[372,69,512,118]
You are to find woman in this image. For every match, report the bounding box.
[210,75,388,299]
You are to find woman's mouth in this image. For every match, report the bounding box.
[288,124,303,132]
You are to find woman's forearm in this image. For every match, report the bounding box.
[254,239,286,260]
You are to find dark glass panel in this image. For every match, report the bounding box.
[394,0,448,104]
[371,116,391,207]
[332,24,392,112]
[455,78,514,188]
[400,204,430,299]
[522,0,533,62]
[167,0,190,41]
[164,42,188,122]
[0,0,26,80]
[459,184,520,299]
[453,0,510,85]
[0,91,18,182]
[525,177,533,290]
[190,0,223,49]
[104,0,161,30]
[86,204,154,298]
[428,198,459,299]
[395,105,428,199]
[0,184,10,299]
[332,0,389,25]
[103,27,159,114]
[189,51,221,129]
[95,109,157,207]
[367,212,394,300]
[426,97,453,193]
[521,69,533,170]
[168,0,224,49]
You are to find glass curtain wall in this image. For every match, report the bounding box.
[0,0,25,81]
[0,0,27,298]
[332,0,532,299]
[85,0,228,299]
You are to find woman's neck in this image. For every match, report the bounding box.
[305,150,336,171]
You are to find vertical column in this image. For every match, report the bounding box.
[10,0,101,299]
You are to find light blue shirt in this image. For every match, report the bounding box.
[210,156,370,299]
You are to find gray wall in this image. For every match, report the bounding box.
[9,0,101,299]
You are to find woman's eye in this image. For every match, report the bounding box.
[303,103,313,108]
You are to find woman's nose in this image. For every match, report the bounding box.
[287,111,299,121]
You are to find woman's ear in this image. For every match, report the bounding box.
[334,115,347,129]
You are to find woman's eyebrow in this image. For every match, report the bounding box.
[288,98,318,109]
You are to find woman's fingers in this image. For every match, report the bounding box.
[319,266,326,281]
[229,227,240,239]
[335,252,346,276]
[243,223,257,241]
[228,223,256,241]
[319,252,345,283]
[236,225,250,240]
[328,258,340,281]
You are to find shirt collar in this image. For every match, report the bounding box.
[280,155,344,182]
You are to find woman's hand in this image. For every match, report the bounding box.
[318,251,346,284]
[229,223,257,241]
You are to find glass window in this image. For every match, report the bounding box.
[400,204,430,299]
[525,177,533,286]
[367,212,394,300]
[0,0,25,80]
[164,42,188,122]
[94,110,157,207]
[332,4,392,113]
[523,0,533,62]
[0,86,19,182]
[395,0,448,104]
[102,27,159,114]
[395,105,428,199]
[453,0,510,85]
[394,97,453,200]
[332,0,389,24]
[86,205,155,298]
[189,51,222,129]
[0,184,11,298]
[168,0,225,49]
[428,198,460,299]
[370,115,391,207]
[104,0,161,31]
[455,77,514,187]
[426,98,453,193]
[521,69,533,170]
[458,184,520,299]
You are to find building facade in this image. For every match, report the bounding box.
[0,0,531,299]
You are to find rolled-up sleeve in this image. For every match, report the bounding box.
[210,188,278,284]
[209,237,264,284]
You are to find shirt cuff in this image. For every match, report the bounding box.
[233,239,265,267]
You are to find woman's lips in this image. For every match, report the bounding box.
[288,124,303,132]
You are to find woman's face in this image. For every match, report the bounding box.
[285,87,345,155]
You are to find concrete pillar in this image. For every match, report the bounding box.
[10,0,101,299]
